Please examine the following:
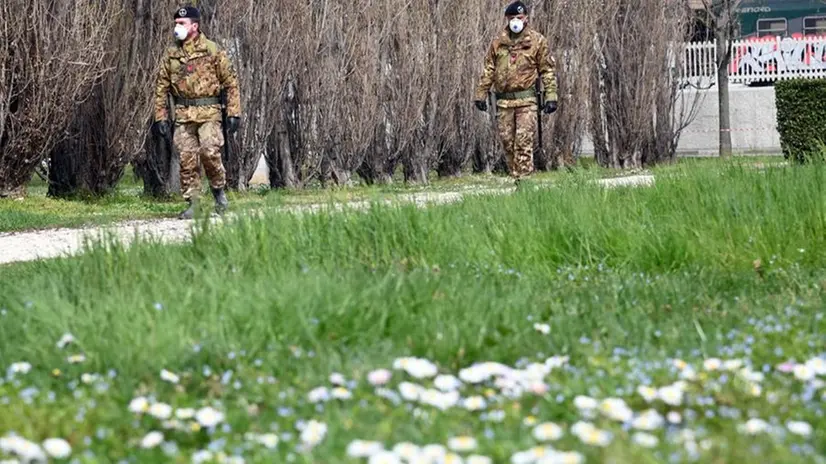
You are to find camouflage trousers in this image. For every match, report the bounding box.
[497,104,537,179]
[173,120,226,200]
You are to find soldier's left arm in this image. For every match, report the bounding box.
[216,48,241,117]
[537,35,558,102]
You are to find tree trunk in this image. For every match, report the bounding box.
[716,32,732,158]
[134,119,180,198]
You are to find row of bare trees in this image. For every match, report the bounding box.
[0,0,700,198]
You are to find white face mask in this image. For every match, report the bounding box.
[509,18,524,34]
[174,24,189,41]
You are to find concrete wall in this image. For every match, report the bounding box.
[580,84,782,156]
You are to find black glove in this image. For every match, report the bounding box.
[543,101,558,114]
[474,100,488,112]
[227,117,240,134]
[152,121,170,140]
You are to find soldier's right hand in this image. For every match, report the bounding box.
[152,121,171,140]
[474,100,488,112]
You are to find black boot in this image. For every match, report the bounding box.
[212,187,228,215]
[178,198,197,220]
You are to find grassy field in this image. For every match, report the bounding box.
[2,159,824,463]
[0,156,785,234]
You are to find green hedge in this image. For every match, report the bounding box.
[775,79,826,163]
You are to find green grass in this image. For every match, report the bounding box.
[0,165,573,234]
[1,158,824,463]
[0,155,783,234]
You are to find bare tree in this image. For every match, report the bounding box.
[0,0,113,197]
[49,0,178,198]
[589,0,701,169]
[700,0,741,158]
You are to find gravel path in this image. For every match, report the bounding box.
[0,174,654,266]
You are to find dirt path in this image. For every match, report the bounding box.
[0,175,654,266]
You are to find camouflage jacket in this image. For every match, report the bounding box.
[474,27,558,108]
[154,33,241,124]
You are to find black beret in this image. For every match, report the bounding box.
[504,1,527,16]
[174,6,200,20]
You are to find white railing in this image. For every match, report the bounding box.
[682,36,826,85]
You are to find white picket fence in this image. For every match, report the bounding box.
[682,36,826,86]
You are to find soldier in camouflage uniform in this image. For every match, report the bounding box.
[474,1,558,184]
[152,6,241,219]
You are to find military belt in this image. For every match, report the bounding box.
[495,90,536,101]
[173,96,221,107]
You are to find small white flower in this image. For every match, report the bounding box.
[739,368,765,383]
[740,418,769,435]
[346,439,385,458]
[160,369,180,384]
[545,356,569,369]
[421,444,447,460]
[513,446,557,464]
[570,421,595,436]
[140,431,163,448]
[393,357,439,379]
[56,333,75,349]
[447,436,478,452]
[367,369,392,386]
[420,388,460,410]
[806,358,826,376]
[128,396,150,414]
[532,422,564,441]
[329,372,347,385]
[632,432,659,448]
[467,456,493,464]
[632,409,665,431]
[463,396,487,411]
[192,450,213,463]
[175,408,196,420]
[392,442,421,460]
[42,438,72,459]
[723,359,743,371]
[332,387,352,400]
[787,421,813,437]
[300,420,327,447]
[444,453,465,464]
[307,386,330,403]
[657,384,684,406]
[636,386,658,403]
[8,362,32,375]
[0,436,46,463]
[255,433,279,449]
[80,373,99,384]
[399,382,423,401]
[67,354,86,364]
[148,402,173,420]
[794,364,815,382]
[368,450,402,464]
[600,398,633,422]
[575,426,612,447]
[573,395,597,411]
[534,323,551,335]
[538,451,585,464]
[703,358,722,371]
[667,411,682,424]
[195,407,225,428]
[434,374,463,392]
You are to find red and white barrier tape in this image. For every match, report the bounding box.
[681,127,777,133]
